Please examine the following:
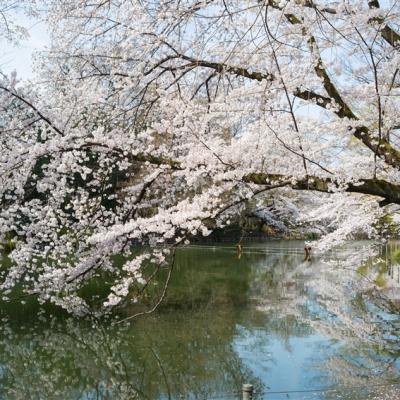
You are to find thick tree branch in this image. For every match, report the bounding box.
[91,146,400,206]
[368,0,400,48]
[243,172,400,205]
[75,142,181,169]
[173,53,275,82]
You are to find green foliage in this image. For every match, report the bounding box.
[375,215,398,237]
[392,249,400,264]
[306,232,319,240]
[374,273,387,288]
[1,233,16,255]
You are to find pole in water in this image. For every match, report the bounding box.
[242,384,254,400]
[304,245,312,261]
[236,242,242,259]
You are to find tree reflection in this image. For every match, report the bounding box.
[0,309,268,399]
[0,245,267,399]
[0,242,399,399]
[248,243,400,399]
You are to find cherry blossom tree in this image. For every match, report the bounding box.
[0,0,399,314]
[0,1,29,44]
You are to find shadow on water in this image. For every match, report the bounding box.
[0,241,400,399]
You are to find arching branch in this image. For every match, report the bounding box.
[243,172,400,206]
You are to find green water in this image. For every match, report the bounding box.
[1,241,400,399]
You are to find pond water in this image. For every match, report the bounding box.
[1,240,400,399]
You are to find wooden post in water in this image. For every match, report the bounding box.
[242,384,254,400]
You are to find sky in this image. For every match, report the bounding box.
[0,12,49,79]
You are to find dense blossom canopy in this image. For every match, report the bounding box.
[0,0,399,314]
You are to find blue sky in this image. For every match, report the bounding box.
[0,13,49,79]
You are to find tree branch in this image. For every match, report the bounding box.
[368,0,400,48]
[243,172,400,205]
[0,85,65,136]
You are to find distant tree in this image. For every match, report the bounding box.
[0,1,29,44]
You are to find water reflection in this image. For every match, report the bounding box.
[0,241,399,399]
[0,312,264,399]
